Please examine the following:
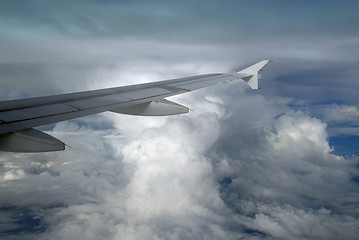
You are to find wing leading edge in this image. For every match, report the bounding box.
[0,60,270,152]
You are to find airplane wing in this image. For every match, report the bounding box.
[0,60,270,152]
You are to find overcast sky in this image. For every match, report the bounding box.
[1,0,359,239]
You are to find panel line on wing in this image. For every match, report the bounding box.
[119,87,172,100]
[159,85,191,93]
[170,74,238,91]
[0,104,79,123]
[0,91,175,127]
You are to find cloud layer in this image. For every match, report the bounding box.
[1,88,359,239]
[1,1,359,239]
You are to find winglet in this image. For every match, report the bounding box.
[238,60,270,89]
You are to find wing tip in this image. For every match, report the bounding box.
[238,60,272,89]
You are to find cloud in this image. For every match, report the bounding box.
[1,1,359,239]
[329,127,359,137]
[2,87,359,239]
[2,169,26,181]
[323,104,359,124]
[308,104,359,137]
[237,203,359,240]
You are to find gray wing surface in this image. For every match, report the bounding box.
[0,60,269,152]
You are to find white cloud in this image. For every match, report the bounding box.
[237,203,359,240]
[2,169,26,181]
[269,110,335,163]
[2,88,358,240]
[323,104,359,124]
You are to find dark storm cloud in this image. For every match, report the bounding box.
[1,0,359,239]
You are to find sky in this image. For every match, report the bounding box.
[1,0,359,239]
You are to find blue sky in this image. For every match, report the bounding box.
[1,1,359,239]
